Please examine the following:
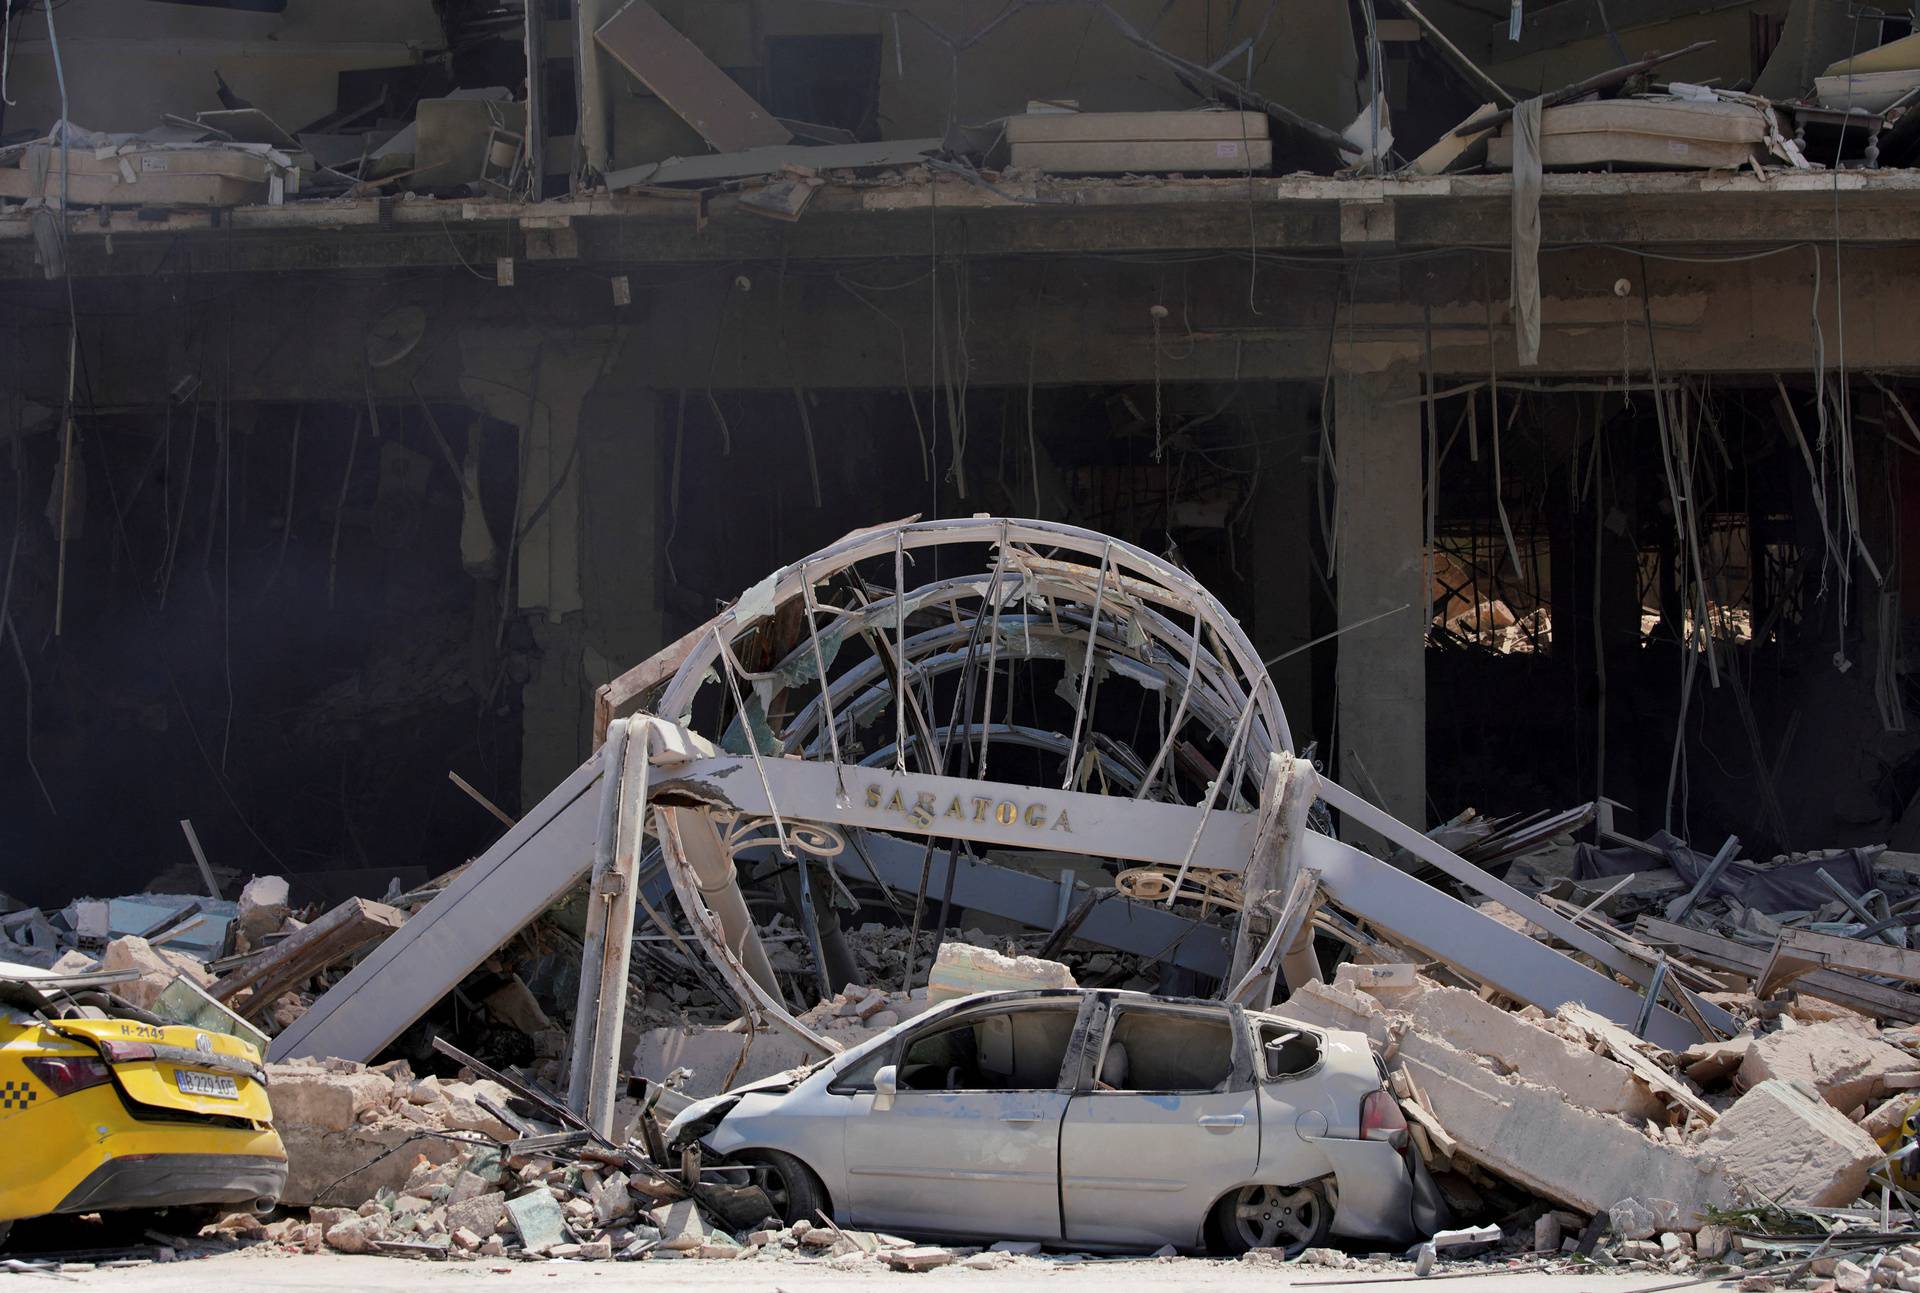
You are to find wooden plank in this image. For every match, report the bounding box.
[594,0,789,154]
[1635,917,1920,1022]
[1757,926,1920,998]
[211,897,405,1012]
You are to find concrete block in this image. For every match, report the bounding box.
[264,1066,395,1131]
[446,1191,507,1240]
[506,1190,567,1252]
[1699,1079,1885,1206]
[1611,1199,1657,1239]
[926,942,1076,1003]
[1738,1023,1914,1110]
[592,1170,635,1224]
[652,1198,708,1250]
[102,935,213,1010]
[323,1213,388,1253]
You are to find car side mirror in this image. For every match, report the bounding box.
[873,1064,898,1112]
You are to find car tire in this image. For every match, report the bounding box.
[0,1219,11,1249]
[737,1150,832,1228]
[1208,1179,1333,1257]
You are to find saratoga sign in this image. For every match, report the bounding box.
[864,781,1074,834]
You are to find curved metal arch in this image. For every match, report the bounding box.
[657,517,1289,773]
[856,723,1151,795]
[744,571,1264,772]
[780,614,1254,780]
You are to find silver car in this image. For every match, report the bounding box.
[665,988,1443,1254]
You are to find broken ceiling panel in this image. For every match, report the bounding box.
[595,0,792,154]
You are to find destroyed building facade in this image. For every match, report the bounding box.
[8,0,1920,1271]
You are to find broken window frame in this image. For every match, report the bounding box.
[845,997,1092,1096]
[1253,1019,1326,1083]
[1073,998,1254,1096]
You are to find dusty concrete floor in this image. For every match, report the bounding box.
[40,1250,1717,1291]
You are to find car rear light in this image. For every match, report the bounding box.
[1361,1088,1411,1152]
[94,1040,156,1063]
[24,1055,113,1097]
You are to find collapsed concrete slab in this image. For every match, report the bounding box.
[1276,980,1737,1222]
[1331,968,1665,1121]
[1697,1078,1886,1206]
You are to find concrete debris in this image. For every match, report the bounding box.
[264,1057,513,1204]
[102,934,215,1009]
[926,941,1077,1002]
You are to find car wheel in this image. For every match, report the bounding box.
[0,1219,11,1249]
[738,1150,831,1228]
[1209,1179,1333,1257]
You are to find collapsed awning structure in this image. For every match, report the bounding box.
[272,516,1730,1133]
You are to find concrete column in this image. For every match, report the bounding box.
[1333,364,1427,834]
[457,331,664,807]
[1252,384,1318,748]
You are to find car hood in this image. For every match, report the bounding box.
[664,1065,813,1145]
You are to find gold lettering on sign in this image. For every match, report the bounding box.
[857,784,1074,835]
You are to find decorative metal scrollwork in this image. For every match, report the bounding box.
[719,813,846,860]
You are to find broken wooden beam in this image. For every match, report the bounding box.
[211,897,406,1018]
[1757,925,1920,999]
[1636,916,1919,1023]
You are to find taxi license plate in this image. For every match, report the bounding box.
[176,1069,240,1100]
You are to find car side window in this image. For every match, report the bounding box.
[895,1006,1077,1092]
[827,1048,890,1094]
[1257,1022,1323,1079]
[1094,1007,1240,1093]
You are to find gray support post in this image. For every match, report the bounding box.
[567,717,629,1115]
[585,723,650,1136]
[1333,364,1428,838]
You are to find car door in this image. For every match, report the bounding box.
[840,1000,1084,1240]
[1059,1000,1261,1248]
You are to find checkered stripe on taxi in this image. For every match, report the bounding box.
[0,1078,38,1110]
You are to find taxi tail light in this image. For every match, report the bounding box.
[24,1055,112,1097]
[94,1040,156,1063]
[1360,1088,1411,1152]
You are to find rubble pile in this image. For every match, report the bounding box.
[265,1057,518,1205]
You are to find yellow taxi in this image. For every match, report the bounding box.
[0,976,286,1245]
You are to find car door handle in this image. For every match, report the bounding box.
[1197,1114,1246,1128]
[999,1113,1044,1124]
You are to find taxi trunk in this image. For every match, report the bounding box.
[0,1013,287,1223]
